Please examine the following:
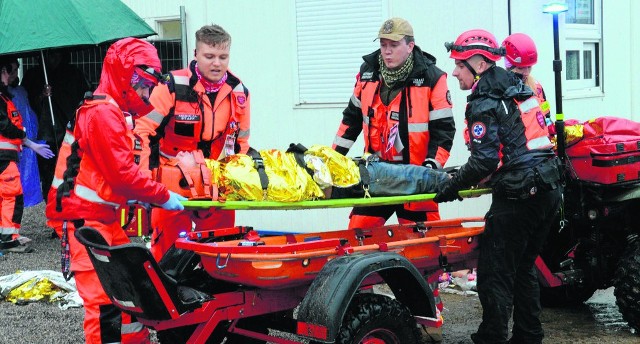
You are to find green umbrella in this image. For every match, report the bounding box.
[0,0,155,55]
[0,0,156,126]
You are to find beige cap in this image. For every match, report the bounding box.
[377,18,414,41]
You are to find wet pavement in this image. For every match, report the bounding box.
[439,288,637,343]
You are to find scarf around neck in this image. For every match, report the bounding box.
[378,52,414,88]
[194,63,228,93]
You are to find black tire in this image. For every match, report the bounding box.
[336,293,420,344]
[614,240,640,332]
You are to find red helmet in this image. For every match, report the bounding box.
[502,33,538,68]
[445,29,504,62]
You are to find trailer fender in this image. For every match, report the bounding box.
[296,251,436,342]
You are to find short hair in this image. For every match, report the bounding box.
[470,54,495,65]
[195,24,231,48]
[404,36,415,44]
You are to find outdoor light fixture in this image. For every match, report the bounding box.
[542,1,569,14]
[542,1,569,165]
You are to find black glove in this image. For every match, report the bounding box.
[434,179,463,203]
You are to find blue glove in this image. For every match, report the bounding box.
[160,191,187,211]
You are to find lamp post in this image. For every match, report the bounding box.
[543,1,569,164]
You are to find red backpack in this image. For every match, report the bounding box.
[565,116,640,184]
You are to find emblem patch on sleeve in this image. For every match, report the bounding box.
[471,122,486,139]
[446,90,452,105]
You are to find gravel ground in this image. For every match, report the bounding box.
[1,203,638,343]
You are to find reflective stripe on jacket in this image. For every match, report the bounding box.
[46,94,169,223]
[455,66,555,190]
[0,94,24,156]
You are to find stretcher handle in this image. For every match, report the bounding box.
[216,253,231,269]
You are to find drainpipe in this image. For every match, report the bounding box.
[180,6,188,69]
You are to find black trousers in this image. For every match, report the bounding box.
[37,142,58,201]
[472,187,563,344]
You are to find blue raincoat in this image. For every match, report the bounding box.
[9,85,42,207]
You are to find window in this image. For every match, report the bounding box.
[563,0,602,96]
[566,0,594,24]
[157,20,181,40]
[295,0,385,105]
[565,40,599,89]
[151,19,184,75]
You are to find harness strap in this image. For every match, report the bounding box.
[246,147,269,199]
[56,140,82,212]
[356,158,372,198]
[193,150,212,199]
[286,143,315,177]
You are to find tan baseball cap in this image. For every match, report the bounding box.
[377,18,414,41]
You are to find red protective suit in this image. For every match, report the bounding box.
[45,38,170,344]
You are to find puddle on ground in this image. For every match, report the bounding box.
[585,287,635,334]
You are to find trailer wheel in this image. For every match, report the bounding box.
[614,240,640,332]
[336,293,420,344]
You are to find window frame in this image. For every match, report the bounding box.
[562,0,603,98]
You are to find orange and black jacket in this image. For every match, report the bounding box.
[0,89,25,164]
[450,66,555,190]
[333,46,455,168]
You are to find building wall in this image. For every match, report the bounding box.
[121,0,638,232]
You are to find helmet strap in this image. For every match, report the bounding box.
[462,60,478,78]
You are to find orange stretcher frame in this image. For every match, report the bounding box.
[175,217,485,289]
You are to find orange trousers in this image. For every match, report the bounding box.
[53,220,150,344]
[0,161,23,240]
[150,207,234,261]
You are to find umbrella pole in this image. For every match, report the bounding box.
[40,50,59,153]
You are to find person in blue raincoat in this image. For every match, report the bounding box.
[7,58,43,207]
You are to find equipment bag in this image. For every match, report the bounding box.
[155,150,216,199]
[565,116,640,185]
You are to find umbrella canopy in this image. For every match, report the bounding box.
[0,0,156,55]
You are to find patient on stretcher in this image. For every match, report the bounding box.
[166,144,450,202]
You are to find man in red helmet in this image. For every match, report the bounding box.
[332,17,455,229]
[502,33,554,134]
[45,38,186,344]
[436,29,563,344]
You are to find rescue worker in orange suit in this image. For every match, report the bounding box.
[45,38,186,344]
[0,58,54,253]
[134,24,250,262]
[502,33,554,135]
[332,18,455,228]
[435,29,563,344]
